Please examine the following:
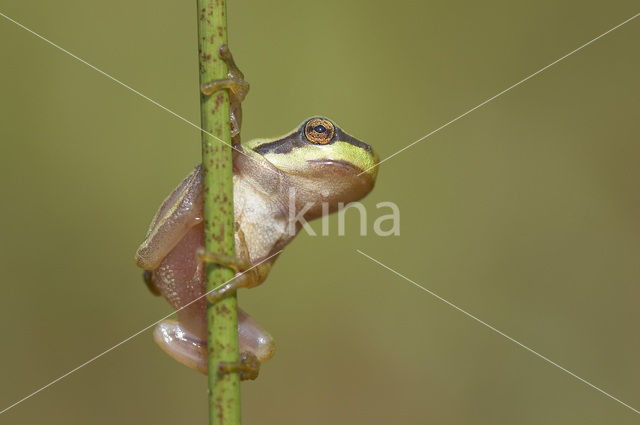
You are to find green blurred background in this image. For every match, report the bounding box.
[1,1,638,424]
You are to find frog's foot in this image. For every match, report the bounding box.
[218,352,261,381]
[196,249,251,272]
[200,45,249,140]
[200,77,248,139]
[221,310,277,380]
[201,44,249,99]
[196,249,265,304]
[153,309,275,375]
[200,78,249,101]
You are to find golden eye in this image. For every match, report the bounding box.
[304,118,334,144]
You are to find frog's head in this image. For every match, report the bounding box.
[244,117,378,217]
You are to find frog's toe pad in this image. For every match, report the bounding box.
[154,320,207,374]
[218,352,261,381]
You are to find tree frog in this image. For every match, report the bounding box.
[134,46,378,379]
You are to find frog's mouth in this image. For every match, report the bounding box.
[306,159,364,175]
[306,159,376,190]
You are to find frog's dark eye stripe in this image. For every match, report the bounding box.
[305,118,334,144]
[251,117,372,155]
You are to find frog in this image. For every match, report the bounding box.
[134,45,379,380]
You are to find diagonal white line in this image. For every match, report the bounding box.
[356,249,640,415]
[0,11,279,176]
[359,11,640,176]
[0,250,282,416]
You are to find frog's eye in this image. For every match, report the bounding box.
[304,118,334,144]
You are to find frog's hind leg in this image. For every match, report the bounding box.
[237,307,276,364]
[218,308,277,380]
[153,309,275,379]
[154,320,208,374]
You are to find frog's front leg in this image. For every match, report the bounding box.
[199,259,272,304]
[198,225,276,303]
[154,308,275,379]
[196,242,272,297]
[200,44,249,145]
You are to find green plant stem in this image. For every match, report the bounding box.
[196,1,240,425]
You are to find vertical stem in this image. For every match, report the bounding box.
[196,1,240,425]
